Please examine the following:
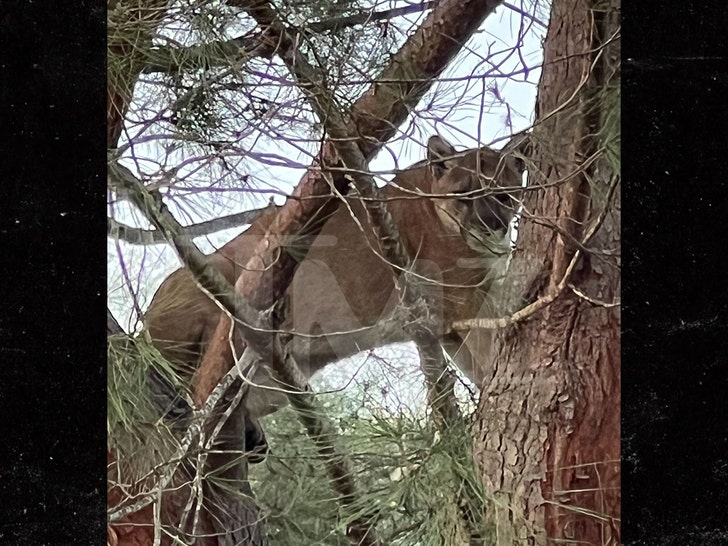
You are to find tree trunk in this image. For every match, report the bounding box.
[472,0,620,544]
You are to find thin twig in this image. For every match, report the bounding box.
[153,486,162,546]
[503,1,548,29]
[569,283,620,308]
[454,248,583,330]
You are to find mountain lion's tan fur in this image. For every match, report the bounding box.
[146,136,524,417]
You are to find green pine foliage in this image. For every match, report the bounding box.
[250,381,494,545]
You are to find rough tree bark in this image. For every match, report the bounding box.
[472,0,620,544]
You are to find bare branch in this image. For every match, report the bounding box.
[107,206,273,245]
[568,283,620,308]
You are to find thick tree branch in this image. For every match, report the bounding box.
[239,5,485,540]
[195,0,506,406]
[471,1,622,542]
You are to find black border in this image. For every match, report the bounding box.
[622,1,728,544]
[0,2,107,543]
[0,1,726,544]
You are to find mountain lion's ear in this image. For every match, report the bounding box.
[427,135,457,179]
